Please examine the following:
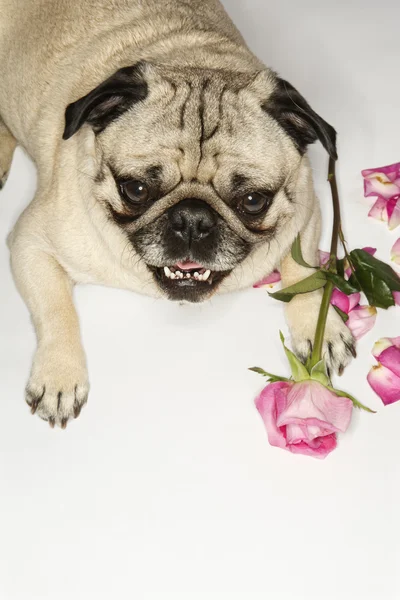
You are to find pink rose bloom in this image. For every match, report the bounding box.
[253,270,281,288]
[255,380,353,459]
[330,289,377,340]
[393,291,400,305]
[391,238,400,266]
[362,162,400,230]
[367,337,400,406]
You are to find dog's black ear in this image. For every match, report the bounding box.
[263,77,337,160]
[63,63,148,140]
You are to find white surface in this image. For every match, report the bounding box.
[1,1,400,598]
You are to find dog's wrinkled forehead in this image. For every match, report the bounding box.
[64,62,337,239]
[98,63,296,189]
[64,61,337,198]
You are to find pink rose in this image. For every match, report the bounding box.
[330,289,377,340]
[367,337,400,406]
[255,380,353,459]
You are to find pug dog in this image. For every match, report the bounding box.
[0,0,355,428]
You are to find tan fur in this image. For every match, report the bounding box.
[0,0,353,426]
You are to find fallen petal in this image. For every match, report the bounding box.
[362,163,400,199]
[379,346,400,378]
[363,176,400,199]
[253,270,281,288]
[319,250,331,267]
[330,288,352,314]
[346,305,377,340]
[372,336,400,359]
[362,162,400,180]
[391,238,400,265]
[368,197,388,222]
[362,247,377,256]
[367,364,400,406]
[388,197,400,230]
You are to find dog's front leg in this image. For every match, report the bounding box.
[0,118,17,189]
[280,206,355,375]
[9,235,89,427]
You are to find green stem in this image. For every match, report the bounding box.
[339,226,353,269]
[310,157,342,368]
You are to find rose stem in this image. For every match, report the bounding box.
[310,157,341,368]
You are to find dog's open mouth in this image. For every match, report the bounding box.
[161,261,213,283]
[150,260,230,301]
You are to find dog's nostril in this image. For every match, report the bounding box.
[168,199,217,242]
[197,215,215,234]
[170,213,186,233]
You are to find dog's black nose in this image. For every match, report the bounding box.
[168,199,217,243]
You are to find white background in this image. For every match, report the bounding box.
[1,1,400,598]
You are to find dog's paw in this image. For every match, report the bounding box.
[25,345,89,428]
[286,294,356,376]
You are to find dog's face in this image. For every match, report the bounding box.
[64,63,336,302]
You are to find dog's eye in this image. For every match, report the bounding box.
[241,192,269,215]
[120,180,149,203]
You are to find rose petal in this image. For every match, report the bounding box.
[278,380,353,433]
[393,291,400,305]
[388,197,400,230]
[372,336,400,359]
[391,239,400,265]
[329,288,361,313]
[330,289,351,314]
[367,364,400,406]
[288,434,337,459]
[346,305,377,340]
[362,247,377,256]
[378,346,400,378]
[368,197,388,222]
[253,270,281,288]
[319,250,331,267]
[363,176,400,199]
[362,163,400,180]
[285,417,340,442]
[255,382,292,449]
[362,163,400,198]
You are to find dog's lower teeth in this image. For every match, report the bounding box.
[163,266,213,282]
